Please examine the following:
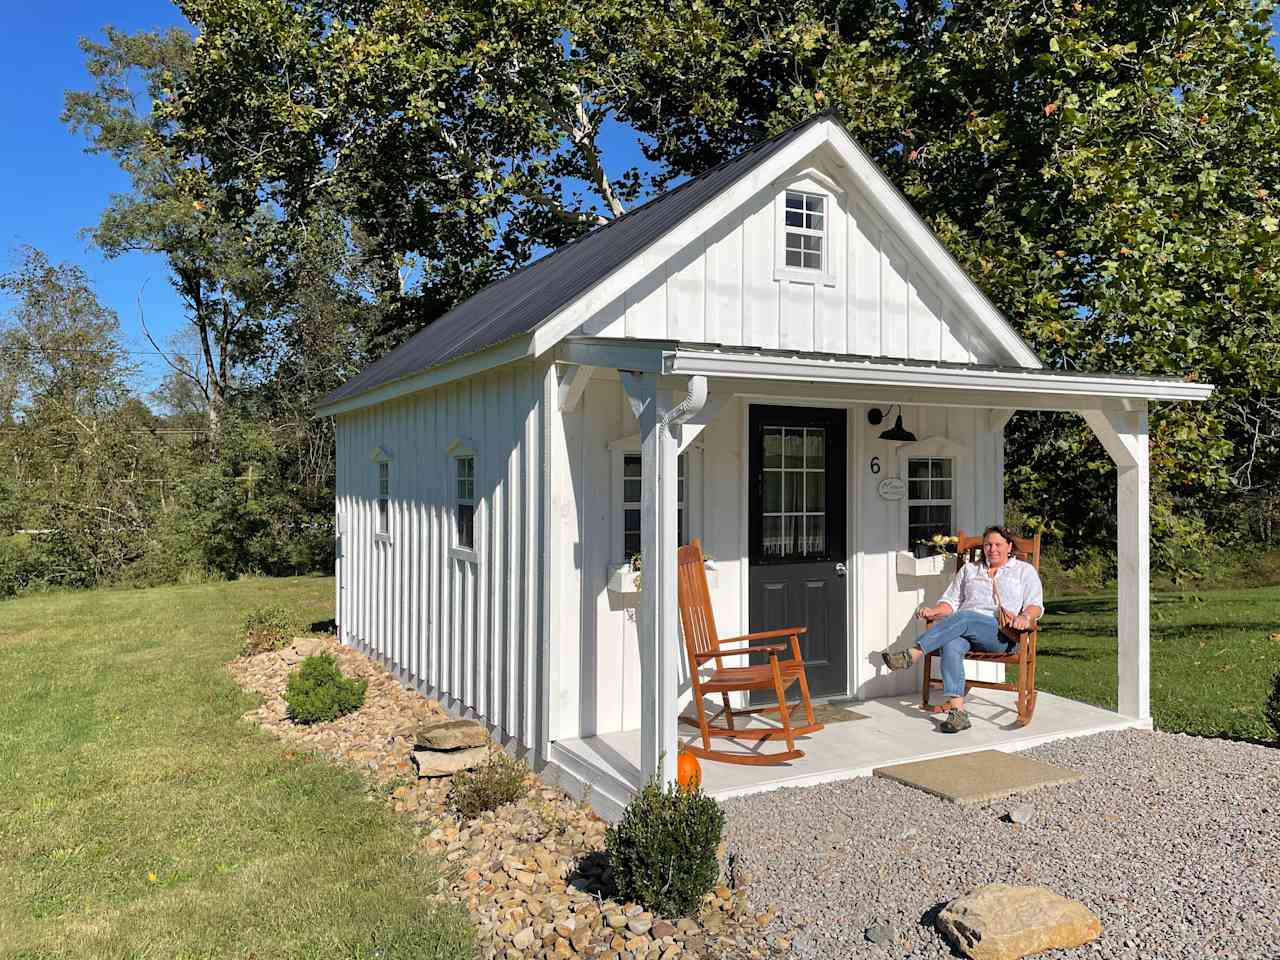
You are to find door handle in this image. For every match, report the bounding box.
[835,562,847,577]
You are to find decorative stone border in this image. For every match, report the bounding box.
[228,637,792,959]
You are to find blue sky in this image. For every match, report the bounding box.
[2,2,1278,394]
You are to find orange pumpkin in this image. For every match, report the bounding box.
[676,750,701,792]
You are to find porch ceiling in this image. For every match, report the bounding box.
[560,337,1214,411]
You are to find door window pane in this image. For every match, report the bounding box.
[760,425,829,560]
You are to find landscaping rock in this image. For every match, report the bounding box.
[865,923,894,945]
[412,745,489,777]
[417,718,488,749]
[935,883,1101,960]
[227,638,788,960]
[1002,805,1034,826]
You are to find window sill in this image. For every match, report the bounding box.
[373,533,393,545]
[774,265,837,287]
[449,546,479,564]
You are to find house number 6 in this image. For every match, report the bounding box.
[870,456,881,474]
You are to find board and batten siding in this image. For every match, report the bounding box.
[547,371,1006,737]
[573,162,1008,366]
[334,359,548,753]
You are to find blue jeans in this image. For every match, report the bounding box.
[917,611,1013,702]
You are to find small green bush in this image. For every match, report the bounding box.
[447,749,527,820]
[241,604,302,656]
[284,654,367,724]
[605,777,725,918]
[1266,670,1280,742]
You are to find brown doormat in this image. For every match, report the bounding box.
[798,702,869,725]
[872,749,1082,805]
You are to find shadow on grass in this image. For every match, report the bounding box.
[1035,646,1107,662]
[309,618,338,634]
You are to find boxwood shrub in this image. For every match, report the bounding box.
[284,653,367,724]
[605,776,724,917]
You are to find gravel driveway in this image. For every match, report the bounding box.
[722,730,1279,959]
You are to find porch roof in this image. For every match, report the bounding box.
[561,337,1215,407]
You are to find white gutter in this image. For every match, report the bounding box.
[663,350,1214,403]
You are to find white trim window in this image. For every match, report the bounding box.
[376,461,390,536]
[784,190,825,271]
[455,455,476,551]
[622,453,687,561]
[906,457,953,548]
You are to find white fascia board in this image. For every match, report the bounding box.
[315,335,535,418]
[559,338,668,373]
[822,125,1043,369]
[529,124,831,358]
[663,349,1214,404]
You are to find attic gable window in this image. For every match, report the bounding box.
[784,191,824,270]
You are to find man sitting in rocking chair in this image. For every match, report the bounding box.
[879,525,1043,733]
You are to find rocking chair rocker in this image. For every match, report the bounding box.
[921,529,1043,726]
[676,539,823,765]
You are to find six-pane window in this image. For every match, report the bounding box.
[623,454,687,560]
[456,455,475,550]
[760,426,827,559]
[784,191,824,271]
[907,457,953,548]
[376,462,390,535]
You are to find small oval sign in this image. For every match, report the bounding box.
[878,477,906,501]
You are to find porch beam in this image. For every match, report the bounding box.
[1081,406,1151,722]
[691,377,1171,415]
[620,371,681,787]
[560,339,666,374]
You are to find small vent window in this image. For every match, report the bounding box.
[784,191,824,271]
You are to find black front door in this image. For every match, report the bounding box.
[748,405,848,702]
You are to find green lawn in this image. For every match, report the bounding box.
[0,576,472,960]
[1033,586,1280,741]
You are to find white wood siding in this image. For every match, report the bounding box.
[549,375,1005,735]
[334,360,546,752]
[574,160,1006,365]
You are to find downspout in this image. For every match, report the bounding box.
[661,375,708,431]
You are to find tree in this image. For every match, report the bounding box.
[163,0,679,343]
[63,27,278,438]
[0,248,171,589]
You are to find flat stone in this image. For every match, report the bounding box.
[1003,805,1034,825]
[416,718,488,749]
[866,923,894,945]
[935,883,1101,960]
[412,744,488,777]
[872,750,1083,805]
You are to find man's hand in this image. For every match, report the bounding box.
[1008,612,1032,631]
[917,604,952,621]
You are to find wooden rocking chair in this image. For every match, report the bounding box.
[676,539,823,765]
[921,530,1043,727]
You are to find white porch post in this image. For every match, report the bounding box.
[1082,405,1151,722]
[621,371,681,786]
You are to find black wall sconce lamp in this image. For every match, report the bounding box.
[867,404,917,442]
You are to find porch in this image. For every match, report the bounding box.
[547,688,1145,819]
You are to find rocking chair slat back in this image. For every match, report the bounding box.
[675,538,824,765]
[677,541,719,661]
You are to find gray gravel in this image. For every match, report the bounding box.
[721,730,1280,959]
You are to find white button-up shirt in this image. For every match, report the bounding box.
[936,557,1044,621]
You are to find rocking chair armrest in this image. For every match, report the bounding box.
[719,627,807,644]
[692,643,787,662]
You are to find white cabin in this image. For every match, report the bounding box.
[319,115,1212,819]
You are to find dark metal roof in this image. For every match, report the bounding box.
[320,113,832,410]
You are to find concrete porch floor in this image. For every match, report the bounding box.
[550,689,1147,809]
